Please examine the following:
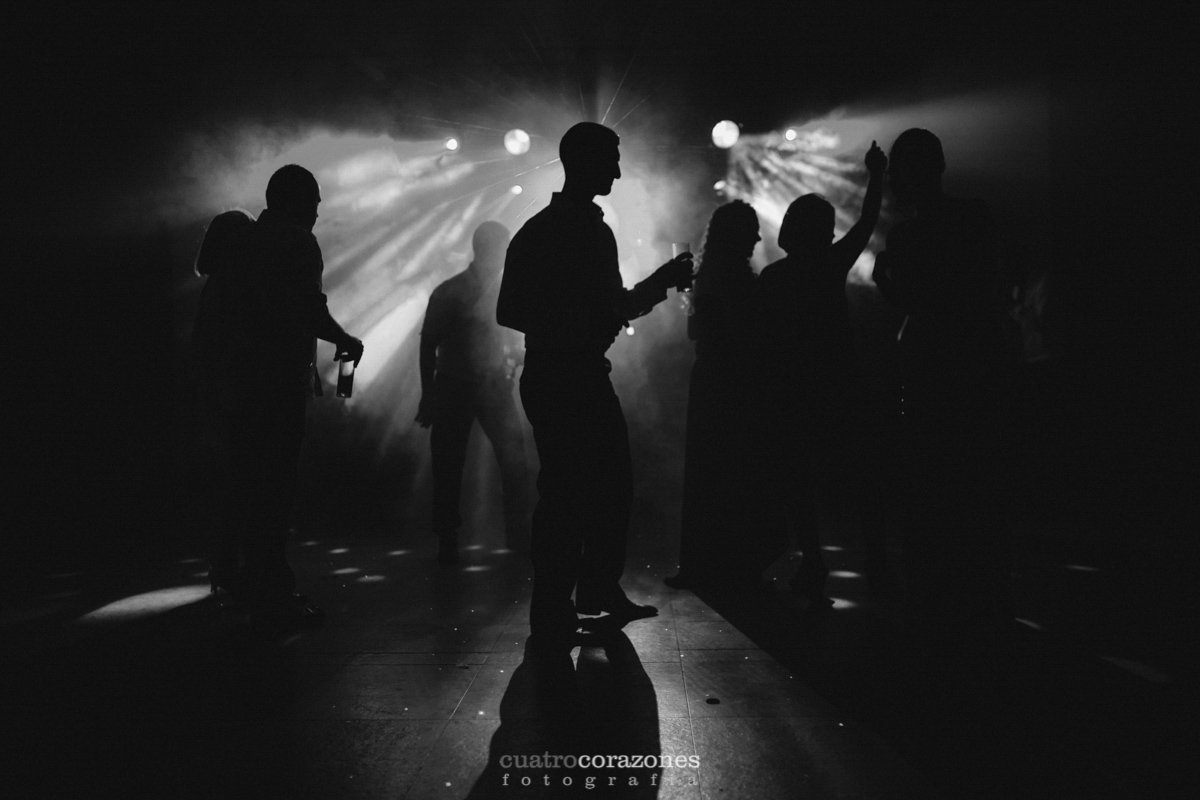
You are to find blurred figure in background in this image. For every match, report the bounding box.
[417,221,531,565]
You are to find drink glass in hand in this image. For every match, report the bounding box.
[336,358,355,398]
[671,241,694,312]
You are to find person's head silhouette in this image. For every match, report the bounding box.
[195,209,253,277]
[266,164,321,232]
[471,220,511,273]
[778,194,835,257]
[887,128,944,207]
[701,200,760,267]
[559,122,621,199]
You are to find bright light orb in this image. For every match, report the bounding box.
[784,128,798,141]
[711,120,740,149]
[445,138,460,151]
[510,185,523,195]
[504,128,531,155]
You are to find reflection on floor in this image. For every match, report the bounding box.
[2,521,1190,799]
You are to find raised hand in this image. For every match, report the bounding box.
[865,140,887,176]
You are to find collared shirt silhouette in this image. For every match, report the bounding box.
[417,221,530,563]
[499,194,665,367]
[497,122,692,650]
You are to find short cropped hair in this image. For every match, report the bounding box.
[559,122,619,170]
[266,164,319,210]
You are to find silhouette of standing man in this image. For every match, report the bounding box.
[871,129,1011,622]
[219,164,364,631]
[498,122,693,650]
[417,221,530,564]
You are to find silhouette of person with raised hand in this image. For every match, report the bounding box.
[757,141,887,608]
[497,121,694,651]
[216,164,364,633]
[416,221,531,565]
[871,128,1011,623]
[664,200,762,591]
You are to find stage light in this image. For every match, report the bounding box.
[784,128,798,141]
[445,137,460,151]
[504,128,531,155]
[711,120,740,149]
[510,184,523,195]
[713,179,727,192]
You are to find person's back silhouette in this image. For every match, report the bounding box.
[871,129,1012,620]
[497,121,693,651]
[416,221,531,564]
[757,141,887,606]
[192,208,254,590]
[214,164,365,633]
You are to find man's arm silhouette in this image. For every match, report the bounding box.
[416,291,442,427]
[613,254,693,327]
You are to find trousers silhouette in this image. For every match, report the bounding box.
[519,355,632,638]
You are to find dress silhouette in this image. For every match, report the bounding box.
[667,200,766,589]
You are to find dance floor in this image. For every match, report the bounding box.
[2,508,1188,799]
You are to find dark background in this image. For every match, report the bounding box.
[2,1,1194,590]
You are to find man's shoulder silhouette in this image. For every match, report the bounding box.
[238,209,321,276]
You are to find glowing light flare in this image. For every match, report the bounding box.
[724,125,885,283]
[349,291,428,393]
[1100,657,1170,684]
[75,585,211,625]
[334,149,404,187]
[793,128,841,151]
[322,223,399,276]
[394,194,484,284]
[503,129,531,155]
[784,128,798,141]
[323,160,477,216]
[445,138,460,151]
[712,120,741,149]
